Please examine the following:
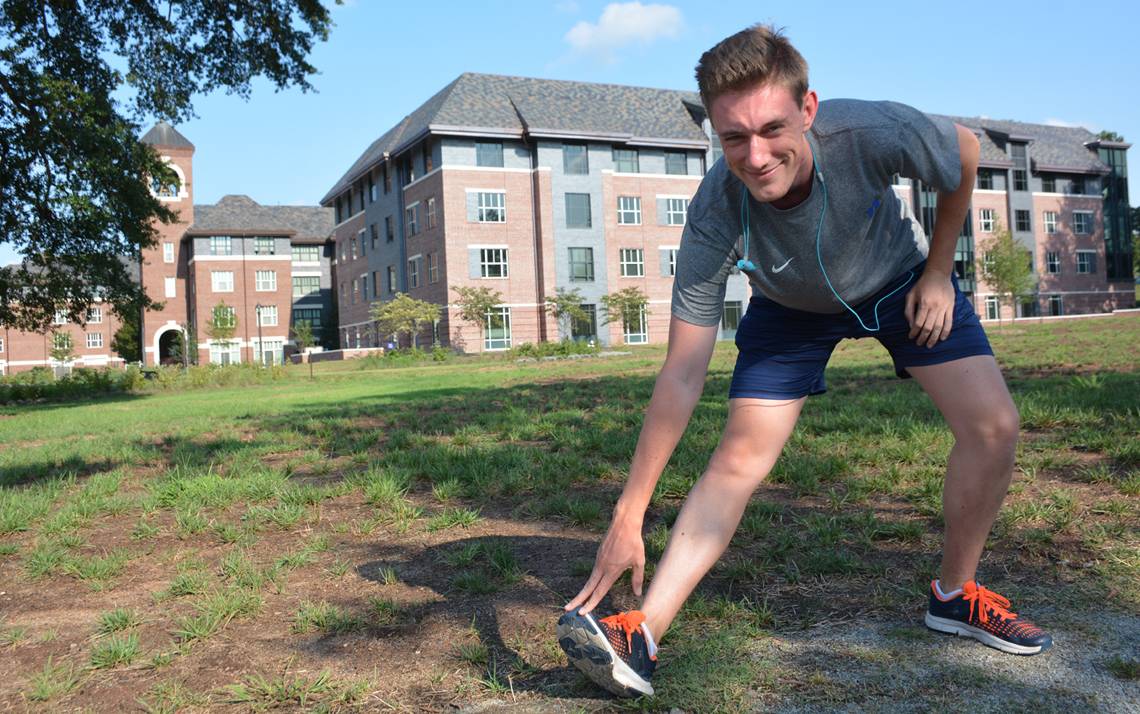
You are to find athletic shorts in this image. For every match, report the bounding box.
[729,262,994,400]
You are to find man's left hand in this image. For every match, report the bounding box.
[904,269,955,348]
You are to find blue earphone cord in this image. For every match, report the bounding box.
[738,155,914,332]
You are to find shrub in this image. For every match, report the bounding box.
[509,339,599,360]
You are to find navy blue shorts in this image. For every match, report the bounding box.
[729,263,994,400]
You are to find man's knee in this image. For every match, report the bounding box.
[963,402,1020,455]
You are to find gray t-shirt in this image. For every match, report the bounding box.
[672,99,961,323]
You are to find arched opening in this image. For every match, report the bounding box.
[158,329,182,365]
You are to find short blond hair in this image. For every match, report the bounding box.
[695,24,809,109]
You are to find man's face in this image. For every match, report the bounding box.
[709,82,818,205]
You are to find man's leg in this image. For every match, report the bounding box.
[639,396,805,640]
[906,355,1019,589]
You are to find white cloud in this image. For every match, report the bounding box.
[564,2,683,59]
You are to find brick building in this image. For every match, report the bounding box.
[322,73,1133,351]
[1,123,335,374]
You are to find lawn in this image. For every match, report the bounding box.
[1,314,1137,712]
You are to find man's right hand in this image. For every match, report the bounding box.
[563,516,645,615]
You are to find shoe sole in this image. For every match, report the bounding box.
[925,613,1051,656]
[557,612,654,697]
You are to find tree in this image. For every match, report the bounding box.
[452,286,503,347]
[291,320,316,352]
[545,287,589,339]
[50,331,75,367]
[1097,130,1126,142]
[978,221,1036,324]
[111,309,141,363]
[370,294,440,350]
[204,302,237,363]
[600,287,649,343]
[0,1,334,332]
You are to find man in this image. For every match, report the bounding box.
[557,24,1051,698]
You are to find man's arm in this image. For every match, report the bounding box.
[905,123,980,347]
[564,316,719,614]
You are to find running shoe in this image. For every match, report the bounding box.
[557,609,656,697]
[925,580,1052,655]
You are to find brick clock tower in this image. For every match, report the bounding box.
[139,123,194,366]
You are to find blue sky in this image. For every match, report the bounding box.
[3,0,1137,265]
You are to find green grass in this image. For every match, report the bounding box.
[90,632,140,668]
[0,315,1137,711]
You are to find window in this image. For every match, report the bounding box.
[571,304,597,343]
[617,196,642,225]
[293,245,319,262]
[620,248,644,277]
[257,305,278,327]
[255,270,277,291]
[360,274,369,301]
[484,307,511,350]
[480,248,508,278]
[209,341,241,365]
[1015,210,1031,232]
[385,215,395,242]
[477,192,506,223]
[1043,211,1057,234]
[254,237,276,255]
[985,295,1000,320]
[566,193,592,228]
[666,248,677,276]
[339,282,346,302]
[623,306,648,344]
[293,308,322,331]
[82,306,102,324]
[210,236,232,256]
[1073,211,1093,235]
[428,253,440,283]
[387,265,396,294]
[568,247,594,282]
[613,148,639,173]
[371,271,379,296]
[370,223,379,249]
[52,309,67,325]
[1077,250,1096,274]
[1048,295,1063,316]
[164,277,176,298]
[408,258,420,288]
[427,197,437,229]
[721,301,743,340]
[350,235,358,260]
[476,142,504,168]
[383,163,392,193]
[1042,175,1056,193]
[369,173,377,202]
[293,276,320,297]
[351,278,358,304]
[563,144,588,175]
[665,151,688,175]
[254,338,284,366]
[422,141,433,173]
[163,242,175,263]
[406,203,420,235]
[84,332,103,349]
[977,170,994,190]
[0,336,4,353]
[211,271,234,292]
[1013,170,1028,192]
[1070,176,1085,195]
[52,332,71,352]
[665,198,689,226]
[1046,252,1060,274]
[978,209,995,232]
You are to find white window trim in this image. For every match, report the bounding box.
[1072,211,1094,235]
[480,247,509,279]
[979,208,995,233]
[1076,250,1096,274]
[483,306,512,351]
[257,305,279,327]
[619,248,645,278]
[617,196,642,225]
[1043,211,1057,234]
[255,270,277,292]
[163,242,175,264]
[164,277,177,298]
[664,197,688,226]
[623,306,648,344]
[86,332,104,349]
[211,270,235,293]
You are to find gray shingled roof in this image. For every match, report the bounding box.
[141,122,194,150]
[189,195,333,243]
[941,115,1109,174]
[321,73,707,204]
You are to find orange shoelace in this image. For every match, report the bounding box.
[600,610,647,656]
[963,583,1018,625]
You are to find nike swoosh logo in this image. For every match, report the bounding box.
[772,258,793,273]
